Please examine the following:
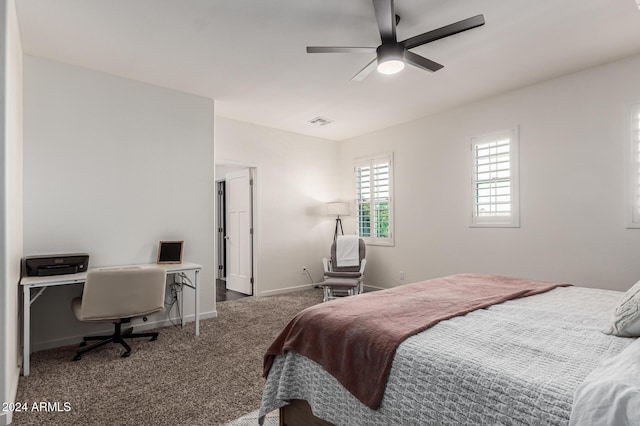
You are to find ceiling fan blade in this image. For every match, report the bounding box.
[402,14,485,50]
[373,0,397,44]
[351,58,377,82]
[307,46,377,54]
[405,51,443,72]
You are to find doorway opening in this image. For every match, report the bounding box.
[215,164,256,302]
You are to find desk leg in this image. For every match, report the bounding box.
[23,285,30,376]
[195,269,200,336]
[180,280,185,328]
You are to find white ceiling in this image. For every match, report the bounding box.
[15,0,640,141]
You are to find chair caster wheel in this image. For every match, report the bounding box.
[72,354,81,362]
[121,351,131,358]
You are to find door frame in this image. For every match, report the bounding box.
[215,180,226,279]
[215,160,259,297]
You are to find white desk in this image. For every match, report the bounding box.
[19,262,201,376]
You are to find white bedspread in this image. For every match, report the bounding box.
[260,286,634,425]
[570,336,640,426]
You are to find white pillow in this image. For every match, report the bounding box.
[570,338,640,425]
[608,280,640,337]
[626,317,640,335]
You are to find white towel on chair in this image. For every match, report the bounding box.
[336,235,359,267]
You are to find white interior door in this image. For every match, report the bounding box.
[225,168,253,295]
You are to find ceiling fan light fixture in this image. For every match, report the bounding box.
[306,1,485,81]
[377,59,405,75]
[376,44,406,75]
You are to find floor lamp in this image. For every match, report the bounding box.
[327,202,349,241]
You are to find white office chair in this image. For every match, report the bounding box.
[71,267,166,361]
[321,237,367,302]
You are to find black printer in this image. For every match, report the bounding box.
[23,253,90,277]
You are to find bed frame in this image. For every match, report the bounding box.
[279,400,335,426]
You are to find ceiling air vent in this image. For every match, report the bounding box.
[308,117,334,126]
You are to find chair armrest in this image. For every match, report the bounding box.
[322,258,331,273]
[359,258,367,275]
[325,271,361,278]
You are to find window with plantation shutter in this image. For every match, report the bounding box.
[628,104,640,228]
[355,153,394,245]
[470,128,520,227]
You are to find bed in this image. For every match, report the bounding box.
[258,274,640,426]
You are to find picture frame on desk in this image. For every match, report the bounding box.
[157,240,184,264]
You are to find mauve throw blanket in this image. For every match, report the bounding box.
[263,273,570,410]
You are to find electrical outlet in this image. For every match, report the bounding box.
[399,271,405,281]
[301,266,307,275]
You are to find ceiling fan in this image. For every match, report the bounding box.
[306,0,485,81]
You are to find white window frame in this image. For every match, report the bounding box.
[355,152,394,246]
[627,103,640,228]
[470,127,520,228]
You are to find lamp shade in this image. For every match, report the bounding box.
[327,202,349,216]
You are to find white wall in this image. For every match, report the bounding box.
[215,117,339,295]
[339,54,640,292]
[23,56,215,350]
[1,1,23,424]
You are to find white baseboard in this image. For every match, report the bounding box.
[363,284,385,292]
[258,283,316,297]
[31,309,218,353]
[259,283,383,297]
[150,309,218,330]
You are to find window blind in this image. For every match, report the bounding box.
[471,129,519,227]
[355,153,393,244]
[474,138,511,217]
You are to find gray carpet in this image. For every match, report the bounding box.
[13,288,323,426]
[224,409,278,426]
